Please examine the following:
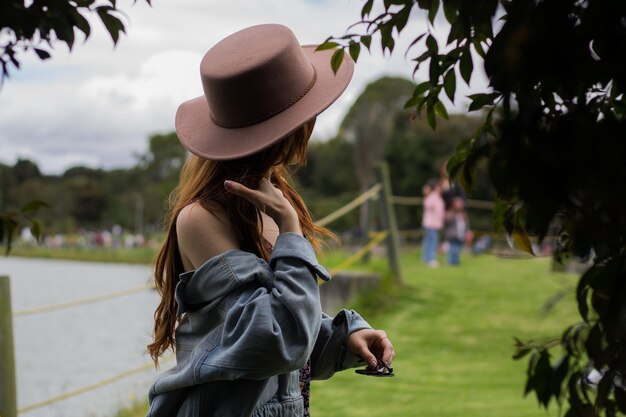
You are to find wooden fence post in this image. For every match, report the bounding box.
[0,275,17,417]
[377,162,403,285]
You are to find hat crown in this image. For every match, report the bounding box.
[200,24,316,128]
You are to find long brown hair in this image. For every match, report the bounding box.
[147,119,333,365]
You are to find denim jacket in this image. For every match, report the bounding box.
[147,233,371,417]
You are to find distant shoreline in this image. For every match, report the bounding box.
[7,246,157,265]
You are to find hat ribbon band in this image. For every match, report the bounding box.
[210,65,318,129]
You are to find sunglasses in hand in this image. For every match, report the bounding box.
[355,362,394,377]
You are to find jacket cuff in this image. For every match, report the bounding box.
[269,233,332,282]
[335,309,372,370]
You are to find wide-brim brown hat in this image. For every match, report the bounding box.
[175,24,354,160]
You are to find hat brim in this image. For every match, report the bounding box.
[175,45,354,161]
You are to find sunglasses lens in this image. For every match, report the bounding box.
[355,365,395,377]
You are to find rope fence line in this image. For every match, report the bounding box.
[391,195,495,210]
[12,283,155,317]
[315,183,382,227]
[17,354,175,414]
[328,230,390,277]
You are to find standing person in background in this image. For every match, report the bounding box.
[421,179,445,267]
[445,196,470,266]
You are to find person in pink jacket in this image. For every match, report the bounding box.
[421,179,445,267]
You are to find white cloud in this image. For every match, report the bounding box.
[0,0,488,174]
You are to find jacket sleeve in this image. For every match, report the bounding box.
[198,233,330,381]
[309,310,372,380]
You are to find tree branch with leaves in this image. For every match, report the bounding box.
[321,0,626,415]
[0,0,151,82]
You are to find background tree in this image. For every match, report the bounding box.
[339,76,415,234]
[323,1,626,415]
[0,0,151,250]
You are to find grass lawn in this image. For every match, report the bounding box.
[115,248,577,417]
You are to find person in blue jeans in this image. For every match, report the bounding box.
[444,196,470,266]
[146,24,395,417]
[421,179,445,267]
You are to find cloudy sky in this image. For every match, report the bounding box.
[0,0,487,174]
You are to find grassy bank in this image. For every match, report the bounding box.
[114,248,576,417]
[9,245,158,264]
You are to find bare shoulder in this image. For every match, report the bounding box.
[177,201,239,270]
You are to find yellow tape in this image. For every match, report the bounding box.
[317,230,390,286]
[13,283,155,317]
[17,354,175,413]
[315,183,382,227]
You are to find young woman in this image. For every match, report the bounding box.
[146,24,395,417]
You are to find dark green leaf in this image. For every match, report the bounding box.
[404,94,426,109]
[550,356,569,403]
[615,386,626,413]
[434,100,448,119]
[533,351,552,407]
[348,42,361,62]
[513,347,531,360]
[426,34,438,53]
[54,19,76,50]
[429,56,440,83]
[361,0,374,18]
[513,226,534,255]
[30,221,42,240]
[20,200,48,213]
[393,6,412,32]
[330,48,345,74]
[97,7,126,44]
[428,0,440,23]
[468,93,500,112]
[361,35,372,50]
[71,8,91,39]
[595,371,612,411]
[405,81,431,108]
[443,69,456,102]
[458,161,475,193]
[33,48,51,60]
[426,101,436,129]
[585,323,605,365]
[473,39,486,59]
[413,81,431,97]
[443,3,457,25]
[380,26,395,54]
[316,41,339,51]
[460,49,472,85]
[576,269,593,322]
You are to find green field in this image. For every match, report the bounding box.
[114,247,577,417]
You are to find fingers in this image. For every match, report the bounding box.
[224,179,301,234]
[224,179,271,211]
[355,339,379,369]
[224,180,259,200]
[347,329,396,369]
[379,335,395,366]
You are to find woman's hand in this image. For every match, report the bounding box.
[346,329,395,369]
[224,178,302,235]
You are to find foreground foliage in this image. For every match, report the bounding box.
[324,1,626,415]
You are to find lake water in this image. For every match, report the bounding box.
[1,257,170,417]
